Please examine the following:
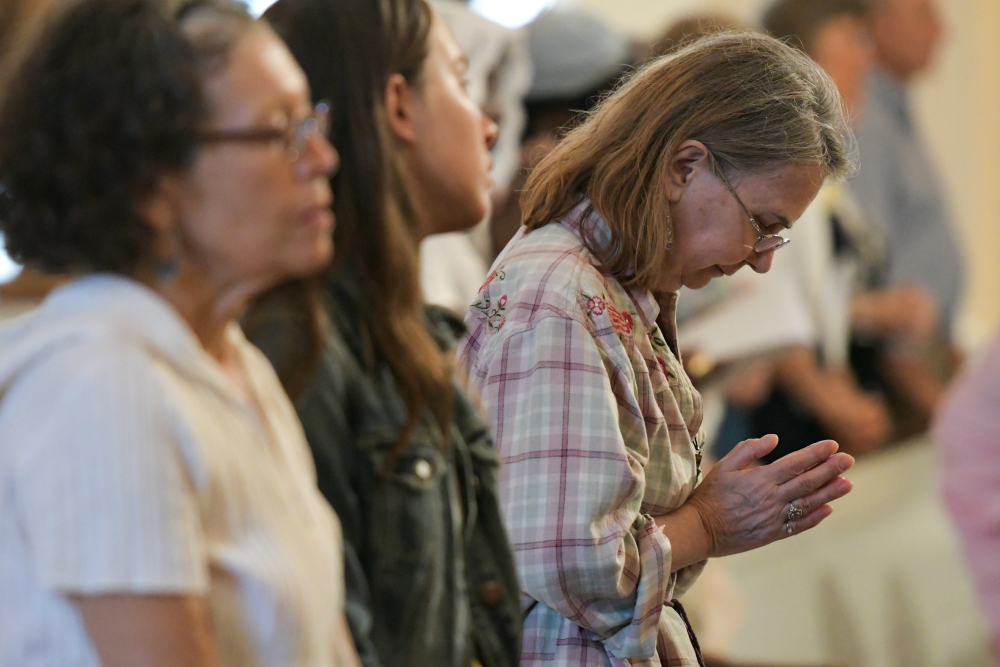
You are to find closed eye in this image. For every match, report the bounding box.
[770,215,793,231]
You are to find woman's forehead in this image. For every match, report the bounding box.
[203,27,310,122]
[740,162,825,223]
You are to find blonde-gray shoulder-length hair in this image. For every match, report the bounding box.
[521,31,855,292]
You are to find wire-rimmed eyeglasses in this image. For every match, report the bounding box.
[708,153,790,254]
[198,101,331,163]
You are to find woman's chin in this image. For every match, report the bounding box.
[682,267,721,290]
[284,238,334,279]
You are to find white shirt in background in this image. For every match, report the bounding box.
[420,230,491,314]
[0,275,355,667]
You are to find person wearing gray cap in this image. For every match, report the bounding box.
[524,7,633,102]
[489,8,636,257]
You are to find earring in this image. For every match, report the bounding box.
[666,211,674,250]
[152,228,181,286]
[153,255,179,284]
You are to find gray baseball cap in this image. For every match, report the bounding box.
[525,8,634,101]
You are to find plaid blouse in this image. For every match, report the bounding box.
[458,202,707,667]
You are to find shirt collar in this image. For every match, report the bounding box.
[559,198,667,328]
[39,274,251,405]
[559,198,615,251]
[43,274,202,356]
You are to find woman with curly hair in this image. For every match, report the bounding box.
[0,1,357,665]
[460,32,858,666]
[244,0,520,666]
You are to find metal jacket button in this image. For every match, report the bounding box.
[414,459,432,481]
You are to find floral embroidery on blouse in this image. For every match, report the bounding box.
[479,267,506,292]
[581,292,635,336]
[582,293,606,316]
[470,292,507,332]
[649,331,674,380]
[606,303,635,336]
[470,267,508,332]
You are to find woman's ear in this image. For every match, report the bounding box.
[664,139,711,203]
[140,173,184,235]
[385,73,418,145]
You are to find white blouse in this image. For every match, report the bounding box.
[0,275,355,667]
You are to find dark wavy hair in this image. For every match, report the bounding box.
[249,0,452,464]
[0,0,255,275]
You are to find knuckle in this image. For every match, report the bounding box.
[788,455,812,477]
[791,476,816,499]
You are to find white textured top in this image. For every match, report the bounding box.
[0,275,354,667]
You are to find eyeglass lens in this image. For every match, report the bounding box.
[707,150,789,254]
[754,235,789,253]
[285,102,330,162]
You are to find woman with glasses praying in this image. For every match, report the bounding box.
[0,1,358,665]
[458,32,858,666]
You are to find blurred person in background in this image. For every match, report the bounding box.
[751,0,941,462]
[487,7,636,259]
[705,0,950,463]
[460,32,856,666]
[728,0,895,461]
[934,332,1000,663]
[644,14,741,61]
[853,0,962,397]
[0,1,358,666]
[245,0,521,666]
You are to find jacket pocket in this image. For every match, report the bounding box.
[357,428,453,650]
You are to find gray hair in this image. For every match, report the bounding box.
[173,0,259,75]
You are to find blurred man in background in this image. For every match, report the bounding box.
[855,0,956,325]
[852,0,962,399]
[701,0,951,462]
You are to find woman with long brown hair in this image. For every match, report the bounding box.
[459,32,858,666]
[244,0,520,666]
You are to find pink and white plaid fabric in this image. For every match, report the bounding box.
[458,202,707,667]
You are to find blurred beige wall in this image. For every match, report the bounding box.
[573,0,1000,350]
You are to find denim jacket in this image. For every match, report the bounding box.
[247,268,521,667]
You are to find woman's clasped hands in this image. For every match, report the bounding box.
[659,435,854,570]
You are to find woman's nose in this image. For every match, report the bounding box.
[297,134,339,180]
[747,248,775,274]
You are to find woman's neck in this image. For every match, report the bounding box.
[139,266,256,365]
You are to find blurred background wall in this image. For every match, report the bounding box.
[571,0,1000,351]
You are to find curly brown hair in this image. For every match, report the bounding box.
[0,0,254,275]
